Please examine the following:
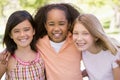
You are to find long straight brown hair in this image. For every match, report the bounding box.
[72,14,119,55]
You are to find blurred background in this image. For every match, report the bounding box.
[0,0,120,80]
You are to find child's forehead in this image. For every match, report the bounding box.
[46,9,67,19]
[12,20,32,30]
[47,8,66,14]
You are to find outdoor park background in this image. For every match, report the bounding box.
[0,0,120,80]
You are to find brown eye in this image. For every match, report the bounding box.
[82,32,89,35]
[47,22,54,26]
[24,28,30,31]
[13,29,20,33]
[49,23,54,26]
[59,21,66,26]
[73,32,78,35]
[24,27,31,31]
[59,23,65,25]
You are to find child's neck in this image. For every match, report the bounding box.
[14,47,36,62]
[88,46,102,54]
[15,46,35,56]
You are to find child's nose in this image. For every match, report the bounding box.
[20,31,25,36]
[77,34,83,40]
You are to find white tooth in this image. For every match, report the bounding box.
[20,39,26,42]
[54,34,60,37]
[77,43,85,46]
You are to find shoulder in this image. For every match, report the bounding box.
[7,55,17,71]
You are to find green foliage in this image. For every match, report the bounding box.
[103,19,110,29]
[79,0,108,7]
[87,0,105,7]
[113,0,120,6]
[0,0,8,17]
[19,0,48,9]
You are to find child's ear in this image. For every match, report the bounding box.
[9,34,13,39]
[33,29,35,35]
[95,37,98,41]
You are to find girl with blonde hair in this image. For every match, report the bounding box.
[72,14,120,80]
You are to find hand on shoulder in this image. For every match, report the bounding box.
[0,49,10,65]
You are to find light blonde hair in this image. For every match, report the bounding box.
[72,14,119,55]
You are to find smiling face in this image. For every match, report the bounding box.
[45,9,69,43]
[72,22,97,51]
[10,20,35,49]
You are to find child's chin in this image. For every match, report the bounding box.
[80,48,86,51]
[77,47,83,51]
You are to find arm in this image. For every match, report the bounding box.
[0,49,8,60]
[113,67,120,80]
[0,50,10,78]
[82,69,88,77]
[0,61,7,78]
[116,59,120,66]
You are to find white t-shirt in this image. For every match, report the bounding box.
[82,50,119,80]
[50,40,65,53]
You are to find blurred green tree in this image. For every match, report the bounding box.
[0,0,8,17]
[19,0,48,9]
[78,0,120,31]
[112,0,120,28]
[0,0,52,17]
